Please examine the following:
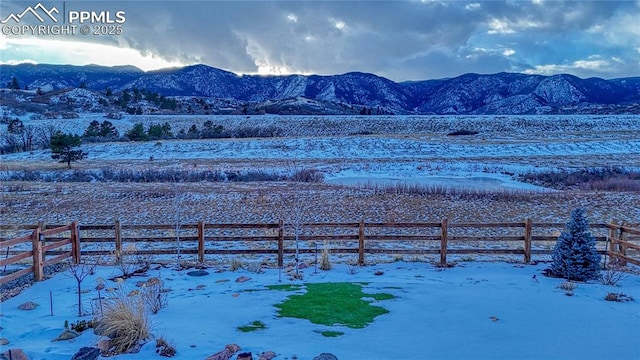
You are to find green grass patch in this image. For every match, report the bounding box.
[266,284,304,291]
[273,282,396,329]
[237,320,266,332]
[315,330,345,337]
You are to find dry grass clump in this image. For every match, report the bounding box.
[155,337,177,357]
[558,281,576,296]
[230,258,243,271]
[320,241,332,271]
[604,292,634,302]
[95,280,152,355]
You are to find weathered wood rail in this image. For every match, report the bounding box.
[0,222,79,285]
[1,219,638,285]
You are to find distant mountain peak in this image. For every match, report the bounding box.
[1,63,638,115]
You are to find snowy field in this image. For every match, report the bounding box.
[2,114,640,192]
[1,261,639,360]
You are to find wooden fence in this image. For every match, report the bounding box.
[1,219,638,285]
[0,221,79,285]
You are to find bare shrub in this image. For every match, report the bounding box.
[347,264,359,275]
[604,292,634,302]
[520,167,640,191]
[601,265,628,286]
[141,277,168,314]
[115,244,149,278]
[291,168,324,183]
[558,281,576,296]
[95,280,151,355]
[155,337,177,357]
[360,181,541,201]
[230,258,243,271]
[320,242,331,271]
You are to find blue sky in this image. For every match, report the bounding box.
[1,0,639,81]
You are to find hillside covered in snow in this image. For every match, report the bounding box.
[1,63,639,115]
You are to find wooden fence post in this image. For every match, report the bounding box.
[619,222,628,266]
[608,220,618,264]
[70,221,80,263]
[114,219,122,263]
[440,218,448,265]
[524,218,532,263]
[32,227,44,281]
[197,220,205,263]
[277,220,284,268]
[358,218,365,266]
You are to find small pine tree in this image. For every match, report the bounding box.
[50,132,87,168]
[125,123,148,141]
[8,76,20,90]
[83,120,101,138]
[551,208,601,281]
[100,120,119,138]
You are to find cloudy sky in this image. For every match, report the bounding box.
[1,0,639,81]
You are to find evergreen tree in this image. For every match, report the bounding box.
[8,76,20,90]
[50,132,87,168]
[83,120,101,138]
[551,208,601,281]
[125,123,148,141]
[187,124,199,138]
[201,120,223,138]
[161,122,173,137]
[99,120,119,138]
[147,123,164,139]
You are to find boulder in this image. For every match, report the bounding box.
[52,329,80,341]
[187,270,209,277]
[97,339,113,355]
[258,351,276,360]
[0,339,8,346]
[17,302,38,310]
[237,352,252,360]
[205,344,240,360]
[71,347,100,360]
[313,354,338,360]
[235,276,251,283]
[0,348,29,360]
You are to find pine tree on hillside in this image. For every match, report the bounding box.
[8,76,20,90]
[100,120,119,138]
[551,208,601,281]
[50,132,87,168]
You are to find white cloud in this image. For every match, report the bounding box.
[0,37,187,71]
[1,1,639,80]
[524,59,612,75]
[465,3,481,11]
[488,18,515,34]
[333,20,346,30]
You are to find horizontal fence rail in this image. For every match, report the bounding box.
[1,219,638,285]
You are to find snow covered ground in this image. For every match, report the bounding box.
[1,261,639,360]
[2,114,640,192]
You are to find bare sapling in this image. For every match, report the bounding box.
[275,169,314,279]
[66,259,99,316]
[172,186,184,268]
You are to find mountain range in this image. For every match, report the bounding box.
[1,63,639,115]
